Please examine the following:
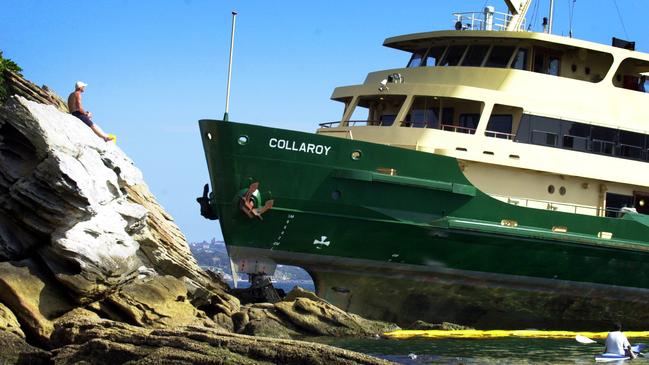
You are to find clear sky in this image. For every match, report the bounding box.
[1,0,647,242]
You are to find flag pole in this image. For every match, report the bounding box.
[224,11,237,121]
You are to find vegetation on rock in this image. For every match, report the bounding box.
[0,50,22,103]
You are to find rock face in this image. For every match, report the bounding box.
[0,96,238,339]
[0,80,399,364]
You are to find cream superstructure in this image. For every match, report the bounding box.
[317,4,649,217]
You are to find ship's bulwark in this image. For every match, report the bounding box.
[199,119,649,330]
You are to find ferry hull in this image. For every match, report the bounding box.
[199,120,649,330]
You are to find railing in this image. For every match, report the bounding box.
[319,120,375,128]
[453,10,525,32]
[492,194,631,217]
[441,124,477,134]
[485,130,515,140]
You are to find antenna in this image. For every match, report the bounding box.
[224,11,238,122]
[548,0,555,34]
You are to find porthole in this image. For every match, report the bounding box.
[331,190,341,200]
[237,135,249,145]
[548,185,555,194]
[585,67,591,75]
[351,150,362,160]
[559,186,567,195]
[571,64,577,72]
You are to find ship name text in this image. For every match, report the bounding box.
[268,138,332,156]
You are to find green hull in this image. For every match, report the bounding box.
[199,120,649,330]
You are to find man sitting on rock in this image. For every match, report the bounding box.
[67,81,115,142]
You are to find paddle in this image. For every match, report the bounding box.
[575,335,646,358]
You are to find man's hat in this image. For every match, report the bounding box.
[75,81,88,89]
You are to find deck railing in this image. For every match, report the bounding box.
[492,193,631,218]
[452,10,525,32]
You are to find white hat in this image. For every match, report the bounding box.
[75,81,88,89]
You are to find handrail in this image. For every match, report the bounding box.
[453,10,526,32]
[441,124,477,134]
[492,193,629,217]
[485,130,515,140]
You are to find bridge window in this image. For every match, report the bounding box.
[462,45,490,67]
[425,46,447,67]
[591,126,618,155]
[511,48,529,70]
[619,131,645,160]
[407,49,427,68]
[440,45,467,67]
[485,46,516,68]
[533,48,561,76]
[485,105,522,139]
[562,122,590,151]
[403,96,482,134]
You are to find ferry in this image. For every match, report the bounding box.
[199,0,649,329]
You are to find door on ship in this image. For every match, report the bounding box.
[605,192,633,217]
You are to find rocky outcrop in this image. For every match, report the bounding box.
[236,287,398,339]
[0,79,398,364]
[49,318,392,365]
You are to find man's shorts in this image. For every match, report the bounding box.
[71,111,94,127]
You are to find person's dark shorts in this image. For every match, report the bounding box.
[71,111,94,127]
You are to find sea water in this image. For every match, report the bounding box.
[313,337,649,364]
[232,280,649,363]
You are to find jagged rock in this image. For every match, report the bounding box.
[50,318,393,365]
[0,259,75,344]
[105,275,212,329]
[406,320,474,331]
[0,330,50,365]
[235,288,398,339]
[0,302,25,338]
[0,95,238,307]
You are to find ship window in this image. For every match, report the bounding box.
[440,45,467,67]
[562,122,590,151]
[613,58,649,92]
[591,126,618,155]
[511,48,529,70]
[424,46,447,67]
[462,45,490,67]
[605,193,634,218]
[352,95,406,127]
[459,114,479,133]
[485,115,513,139]
[485,46,515,68]
[533,48,562,76]
[407,97,439,128]
[619,131,645,159]
[407,49,427,68]
[404,97,454,129]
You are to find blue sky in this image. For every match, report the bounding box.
[2,0,647,242]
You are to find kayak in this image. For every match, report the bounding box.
[595,345,645,362]
[595,353,632,362]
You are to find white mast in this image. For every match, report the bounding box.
[548,0,555,34]
[224,11,237,122]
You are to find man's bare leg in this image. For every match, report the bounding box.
[90,124,114,141]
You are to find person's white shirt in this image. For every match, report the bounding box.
[605,331,631,355]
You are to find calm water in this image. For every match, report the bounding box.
[232,280,649,363]
[312,337,649,364]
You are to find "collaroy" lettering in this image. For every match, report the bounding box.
[268,138,332,156]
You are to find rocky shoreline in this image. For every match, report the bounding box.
[0,72,399,364]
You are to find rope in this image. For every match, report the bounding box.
[612,0,630,39]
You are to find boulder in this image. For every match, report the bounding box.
[0,330,50,365]
[50,318,394,365]
[0,259,75,343]
[105,275,212,329]
[235,288,398,338]
[0,302,25,338]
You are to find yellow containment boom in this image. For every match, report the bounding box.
[383,329,649,340]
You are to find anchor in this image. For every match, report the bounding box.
[239,181,273,220]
